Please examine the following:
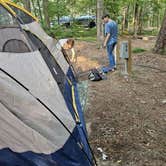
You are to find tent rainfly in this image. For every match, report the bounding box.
[0,0,96,166]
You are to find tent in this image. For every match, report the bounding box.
[0,1,95,165]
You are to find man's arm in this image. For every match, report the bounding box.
[103,33,110,47]
[71,48,76,61]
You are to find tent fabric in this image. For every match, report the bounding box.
[0,27,32,52]
[0,51,92,166]
[0,89,58,154]
[0,149,59,166]
[0,1,94,166]
[25,31,66,94]
[3,39,31,53]
[0,51,75,130]
[22,22,69,74]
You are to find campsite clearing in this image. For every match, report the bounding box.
[75,38,166,166]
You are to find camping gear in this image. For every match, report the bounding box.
[0,1,96,166]
[88,68,107,81]
[88,68,103,81]
[88,68,106,81]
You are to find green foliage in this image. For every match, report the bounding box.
[47,24,96,42]
[104,0,124,19]
[12,0,24,6]
[69,0,96,15]
[140,29,159,36]
[12,0,166,45]
[48,0,69,20]
[132,47,146,53]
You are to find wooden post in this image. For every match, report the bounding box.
[127,37,132,74]
[114,39,120,69]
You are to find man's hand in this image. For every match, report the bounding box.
[103,33,110,48]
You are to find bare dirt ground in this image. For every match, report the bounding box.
[74,38,166,166]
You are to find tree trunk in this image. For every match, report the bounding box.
[43,0,50,29]
[22,0,31,12]
[121,8,126,33]
[133,2,139,38]
[57,0,60,25]
[154,11,166,54]
[57,15,60,25]
[31,0,37,17]
[138,6,143,34]
[96,0,103,47]
[125,5,129,30]
[122,6,129,33]
[36,0,43,23]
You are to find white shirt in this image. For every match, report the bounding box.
[56,39,68,50]
[56,39,75,60]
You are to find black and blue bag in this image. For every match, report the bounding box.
[88,68,106,81]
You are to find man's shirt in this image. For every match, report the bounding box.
[105,20,118,45]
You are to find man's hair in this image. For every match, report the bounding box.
[102,14,110,19]
[67,39,74,47]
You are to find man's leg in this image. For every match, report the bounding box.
[107,43,116,69]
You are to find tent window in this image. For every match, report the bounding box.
[3,39,30,53]
[8,5,34,24]
[0,5,17,26]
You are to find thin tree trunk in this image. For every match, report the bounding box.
[43,0,50,28]
[125,5,129,30]
[138,6,143,34]
[57,0,60,25]
[37,0,43,23]
[122,8,126,33]
[147,16,150,29]
[154,10,166,54]
[152,13,155,27]
[97,0,103,47]
[122,6,129,33]
[133,2,139,38]
[31,0,37,17]
[22,0,31,12]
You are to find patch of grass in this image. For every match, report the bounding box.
[132,48,146,53]
[46,24,97,41]
[76,36,96,42]
[140,29,159,36]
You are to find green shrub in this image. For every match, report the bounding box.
[132,48,146,53]
[46,24,97,41]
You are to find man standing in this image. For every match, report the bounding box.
[102,14,118,72]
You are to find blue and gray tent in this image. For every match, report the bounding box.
[0,1,96,166]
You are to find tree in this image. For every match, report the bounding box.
[154,10,166,54]
[12,0,166,38]
[121,5,129,33]
[43,0,50,28]
[97,0,103,47]
[36,0,43,23]
[31,0,38,17]
[47,0,69,25]
[22,0,31,12]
